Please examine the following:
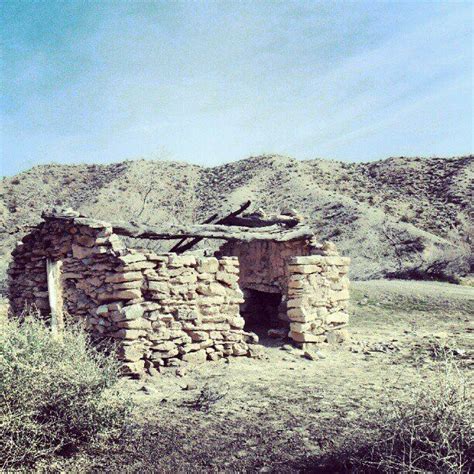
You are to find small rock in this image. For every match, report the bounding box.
[183,381,198,391]
[139,385,153,395]
[176,367,187,377]
[315,350,326,359]
[303,350,318,361]
[268,328,287,339]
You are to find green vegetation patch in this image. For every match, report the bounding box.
[0,314,131,469]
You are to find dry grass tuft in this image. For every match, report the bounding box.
[0,311,131,469]
[327,355,474,473]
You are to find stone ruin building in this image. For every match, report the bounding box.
[8,202,350,377]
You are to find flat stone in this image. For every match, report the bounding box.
[196,257,219,273]
[105,272,143,283]
[187,330,209,342]
[118,253,147,264]
[288,264,321,274]
[290,321,324,334]
[175,308,199,321]
[113,281,142,290]
[117,319,151,330]
[287,307,317,322]
[118,261,156,271]
[325,256,350,265]
[289,331,326,343]
[216,271,239,287]
[151,348,179,359]
[289,256,325,265]
[100,289,142,301]
[147,281,170,293]
[325,311,349,324]
[121,304,145,320]
[152,341,177,351]
[169,255,196,267]
[182,349,207,364]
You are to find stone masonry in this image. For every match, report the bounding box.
[287,254,350,346]
[8,210,350,376]
[218,239,350,345]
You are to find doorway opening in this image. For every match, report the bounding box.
[240,288,286,339]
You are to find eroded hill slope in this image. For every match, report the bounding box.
[0,154,472,286]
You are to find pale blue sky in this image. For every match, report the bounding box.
[1,0,472,176]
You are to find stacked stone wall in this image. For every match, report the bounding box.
[104,253,258,376]
[218,239,312,294]
[8,216,259,377]
[8,214,351,375]
[8,217,123,322]
[286,255,350,347]
[218,239,351,340]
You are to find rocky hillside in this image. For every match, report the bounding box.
[0,155,472,287]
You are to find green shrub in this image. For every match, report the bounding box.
[0,314,131,469]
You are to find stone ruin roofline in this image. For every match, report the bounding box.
[8,208,350,376]
[41,209,316,244]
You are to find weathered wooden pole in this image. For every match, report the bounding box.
[46,259,64,340]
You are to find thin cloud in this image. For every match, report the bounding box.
[0,1,472,176]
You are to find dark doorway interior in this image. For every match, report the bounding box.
[241,288,284,338]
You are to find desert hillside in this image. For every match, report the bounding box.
[0,154,472,287]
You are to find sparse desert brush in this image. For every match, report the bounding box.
[333,356,473,473]
[0,312,131,469]
[184,382,229,412]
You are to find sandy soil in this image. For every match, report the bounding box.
[61,279,473,473]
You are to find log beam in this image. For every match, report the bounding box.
[170,200,252,253]
[224,214,301,228]
[42,207,315,243]
[106,220,313,242]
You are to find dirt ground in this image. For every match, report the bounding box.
[56,279,472,473]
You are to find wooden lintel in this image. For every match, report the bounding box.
[41,205,314,243]
[170,200,252,253]
[224,215,301,228]
[109,221,313,242]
